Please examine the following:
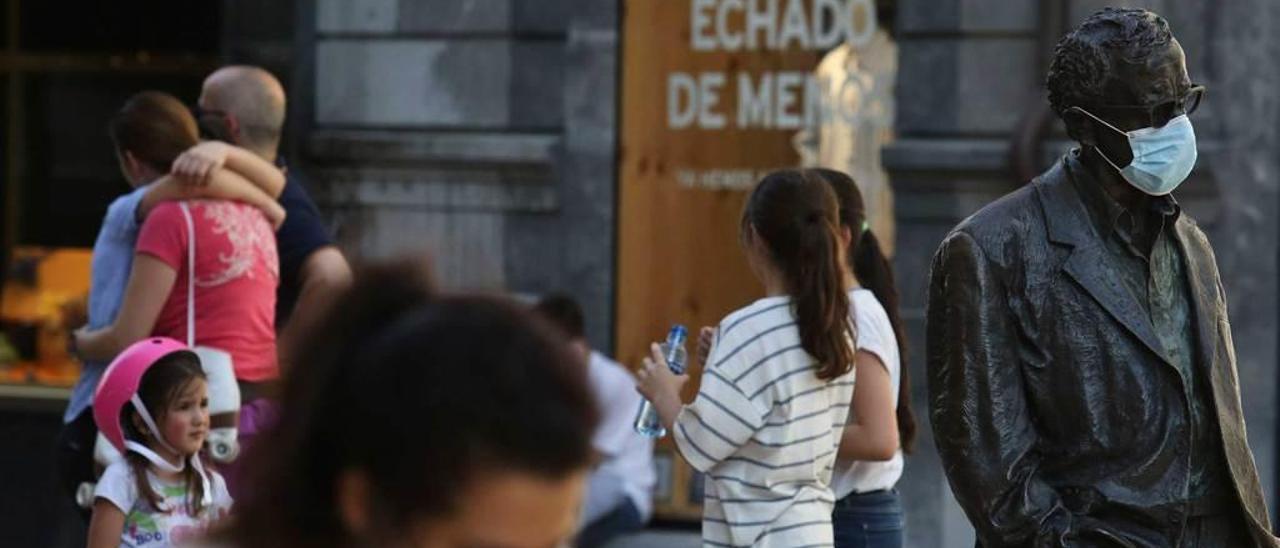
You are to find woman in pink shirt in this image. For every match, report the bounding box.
[110,197,280,380]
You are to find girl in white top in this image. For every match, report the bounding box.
[637,170,858,547]
[88,350,233,548]
[814,168,916,548]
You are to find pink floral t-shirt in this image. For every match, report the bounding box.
[136,201,279,381]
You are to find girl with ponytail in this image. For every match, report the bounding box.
[812,168,913,548]
[637,170,857,547]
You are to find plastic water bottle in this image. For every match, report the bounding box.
[634,325,688,438]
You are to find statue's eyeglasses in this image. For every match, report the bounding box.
[1087,85,1206,129]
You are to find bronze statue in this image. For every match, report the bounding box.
[926,8,1278,547]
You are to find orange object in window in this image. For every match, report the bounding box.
[0,247,92,387]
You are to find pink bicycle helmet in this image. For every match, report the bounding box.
[93,337,198,453]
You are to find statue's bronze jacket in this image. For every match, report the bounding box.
[926,155,1277,547]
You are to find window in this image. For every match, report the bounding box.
[0,0,217,248]
[19,0,218,52]
[19,73,206,246]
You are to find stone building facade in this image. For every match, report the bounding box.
[229,0,1280,544]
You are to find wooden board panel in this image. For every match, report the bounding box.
[617,0,871,520]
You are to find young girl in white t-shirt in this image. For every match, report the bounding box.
[814,168,915,548]
[637,170,857,547]
[87,339,232,548]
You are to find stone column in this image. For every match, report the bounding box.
[888,2,1039,544]
[296,0,619,350]
[1199,0,1280,520]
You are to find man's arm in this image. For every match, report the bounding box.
[277,246,352,373]
[222,144,286,197]
[926,231,1077,547]
[140,171,286,228]
[171,141,286,198]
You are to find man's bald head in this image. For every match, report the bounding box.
[199,65,287,160]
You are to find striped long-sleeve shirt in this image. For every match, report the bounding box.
[674,296,856,547]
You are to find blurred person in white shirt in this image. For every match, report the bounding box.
[533,294,656,547]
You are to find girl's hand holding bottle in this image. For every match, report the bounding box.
[635,342,689,432]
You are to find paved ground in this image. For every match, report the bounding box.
[607,529,703,547]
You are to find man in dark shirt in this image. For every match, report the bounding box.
[197,66,352,372]
[926,8,1277,547]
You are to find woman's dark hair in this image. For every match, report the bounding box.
[226,258,599,548]
[109,91,199,173]
[121,351,209,515]
[742,169,854,381]
[810,168,917,454]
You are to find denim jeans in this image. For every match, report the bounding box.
[832,489,905,548]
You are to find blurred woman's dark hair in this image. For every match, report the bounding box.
[810,167,917,453]
[222,258,599,547]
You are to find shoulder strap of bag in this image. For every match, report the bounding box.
[178,202,196,346]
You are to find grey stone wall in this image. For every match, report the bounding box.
[294,0,619,351]
[1200,0,1280,524]
[890,0,1280,544]
[887,3,1043,544]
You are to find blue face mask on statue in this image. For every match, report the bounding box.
[1074,107,1198,196]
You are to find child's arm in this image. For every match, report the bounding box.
[837,351,900,461]
[140,171,287,229]
[172,141,286,198]
[639,336,767,473]
[74,254,177,361]
[635,342,688,432]
[86,499,126,548]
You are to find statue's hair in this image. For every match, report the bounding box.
[1047,7,1174,118]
